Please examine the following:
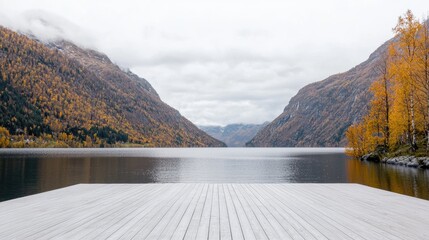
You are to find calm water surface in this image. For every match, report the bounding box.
[0,148,428,202]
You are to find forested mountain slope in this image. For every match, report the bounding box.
[247,40,391,147]
[0,26,225,147]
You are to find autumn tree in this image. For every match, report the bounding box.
[369,52,394,150]
[347,10,429,157]
[416,19,429,150]
[0,126,10,147]
[346,121,371,158]
[389,10,423,151]
[346,53,394,158]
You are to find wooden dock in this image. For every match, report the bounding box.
[0,184,428,239]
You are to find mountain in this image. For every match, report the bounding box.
[0,26,225,147]
[247,40,391,147]
[200,123,268,147]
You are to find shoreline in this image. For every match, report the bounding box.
[381,156,429,169]
[362,154,429,169]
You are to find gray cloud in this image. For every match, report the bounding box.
[1,0,428,126]
[0,8,95,49]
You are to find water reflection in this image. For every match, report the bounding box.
[0,156,162,201]
[0,148,428,202]
[287,153,348,183]
[347,159,429,200]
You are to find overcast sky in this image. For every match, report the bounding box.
[0,1,428,126]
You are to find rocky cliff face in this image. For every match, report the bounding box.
[247,40,391,147]
[0,26,225,147]
[200,123,268,147]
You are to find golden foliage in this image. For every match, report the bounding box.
[347,10,429,157]
[346,122,368,157]
[0,126,10,147]
[0,26,223,147]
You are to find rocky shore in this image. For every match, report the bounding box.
[381,156,429,169]
[361,153,429,169]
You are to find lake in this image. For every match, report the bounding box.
[1,148,428,202]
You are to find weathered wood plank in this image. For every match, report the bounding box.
[249,184,323,240]
[108,184,188,239]
[308,184,426,239]
[286,184,400,240]
[284,185,387,240]
[84,184,172,239]
[226,184,257,240]
[144,184,202,239]
[195,184,214,239]
[265,184,357,240]
[241,184,303,240]
[218,182,233,240]
[120,184,191,239]
[54,185,164,239]
[182,183,209,240]
[0,183,428,240]
[222,184,245,240]
[233,184,279,239]
[1,184,141,238]
[170,184,208,240]
[208,184,220,240]
[158,184,204,239]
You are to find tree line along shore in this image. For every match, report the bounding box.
[347,10,429,168]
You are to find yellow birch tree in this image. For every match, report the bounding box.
[390,10,423,150]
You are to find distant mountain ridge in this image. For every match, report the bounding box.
[200,123,268,147]
[247,39,391,147]
[0,26,225,147]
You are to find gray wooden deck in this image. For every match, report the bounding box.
[0,184,428,239]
